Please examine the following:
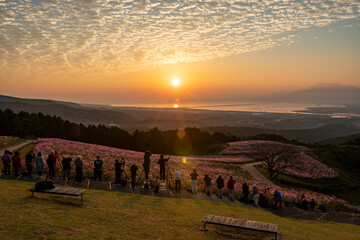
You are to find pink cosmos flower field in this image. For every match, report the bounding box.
[220,140,339,179]
[32,138,346,206]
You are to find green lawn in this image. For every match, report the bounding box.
[0,180,359,240]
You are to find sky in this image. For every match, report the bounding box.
[0,0,359,106]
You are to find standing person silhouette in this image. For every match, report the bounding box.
[174,169,182,193]
[75,155,83,183]
[130,163,138,190]
[11,151,22,176]
[242,182,249,203]
[62,157,72,183]
[115,158,125,184]
[2,150,11,175]
[227,176,236,201]
[94,156,103,181]
[143,151,152,180]
[190,169,199,194]
[47,151,57,178]
[25,150,35,177]
[157,154,170,180]
[204,174,212,196]
[35,152,44,177]
[216,175,224,199]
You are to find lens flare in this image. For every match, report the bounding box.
[177,129,186,138]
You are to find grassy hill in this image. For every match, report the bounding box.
[0,180,359,240]
[318,134,360,145]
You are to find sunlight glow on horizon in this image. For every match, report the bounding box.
[172,78,180,87]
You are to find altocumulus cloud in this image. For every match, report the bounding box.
[0,0,359,75]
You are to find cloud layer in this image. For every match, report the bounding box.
[0,0,359,76]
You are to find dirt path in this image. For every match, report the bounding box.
[242,162,276,187]
[0,140,35,155]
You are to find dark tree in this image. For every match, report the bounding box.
[250,142,301,179]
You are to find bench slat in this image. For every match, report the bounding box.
[202,214,210,222]
[202,214,277,234]
[29,187,86,196]
[209,215,215,223]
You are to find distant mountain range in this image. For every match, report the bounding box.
[260,82,360,105]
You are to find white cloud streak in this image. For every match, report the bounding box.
[0,0,359,75]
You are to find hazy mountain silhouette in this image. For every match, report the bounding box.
[0,95,132,125]
[263,82,360,104]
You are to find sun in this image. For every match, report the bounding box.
[172,78,180,87]
[173,103,179,108]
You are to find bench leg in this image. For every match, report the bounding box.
[31,192,34,198]
[203,222,208,231]
[275,233,277,240]
[81,194,83,205]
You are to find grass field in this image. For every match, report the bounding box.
[0,180,359,240]
[0,136,23,150]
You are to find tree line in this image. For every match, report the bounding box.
[0,109,238,155]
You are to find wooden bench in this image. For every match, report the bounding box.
[29,187,86,205]
[202,214,278,240]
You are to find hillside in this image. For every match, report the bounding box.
[202,124,360,143]
[0,180,359,240]
[2,95,360,143]
[0,95,132,125]
[318,134,360,145]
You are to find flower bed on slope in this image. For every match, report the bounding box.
[33,138,345,206]
[219,140,339,179]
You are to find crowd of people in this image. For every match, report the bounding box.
[1,149,326,211]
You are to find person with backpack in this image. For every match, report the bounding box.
[258,193,269,208]
[227,176,236,201]
[46,151,57,178]
[190,169,198,194]
[94,156,103,181]
[252,185,259,206]
[143,151,152,180]
[130,163,138,190]
[62,157,72,183]
[74,155,83,183]
[25,150,35,177]
[157,154,170,180]
[301,198,309,210]
[174,169,182,193]
[216,175,224,199]
[204,174,212,196]
[273,190,283,209]
[242,182,249,203]
[35,152,44,176]
[2,150,11,175]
